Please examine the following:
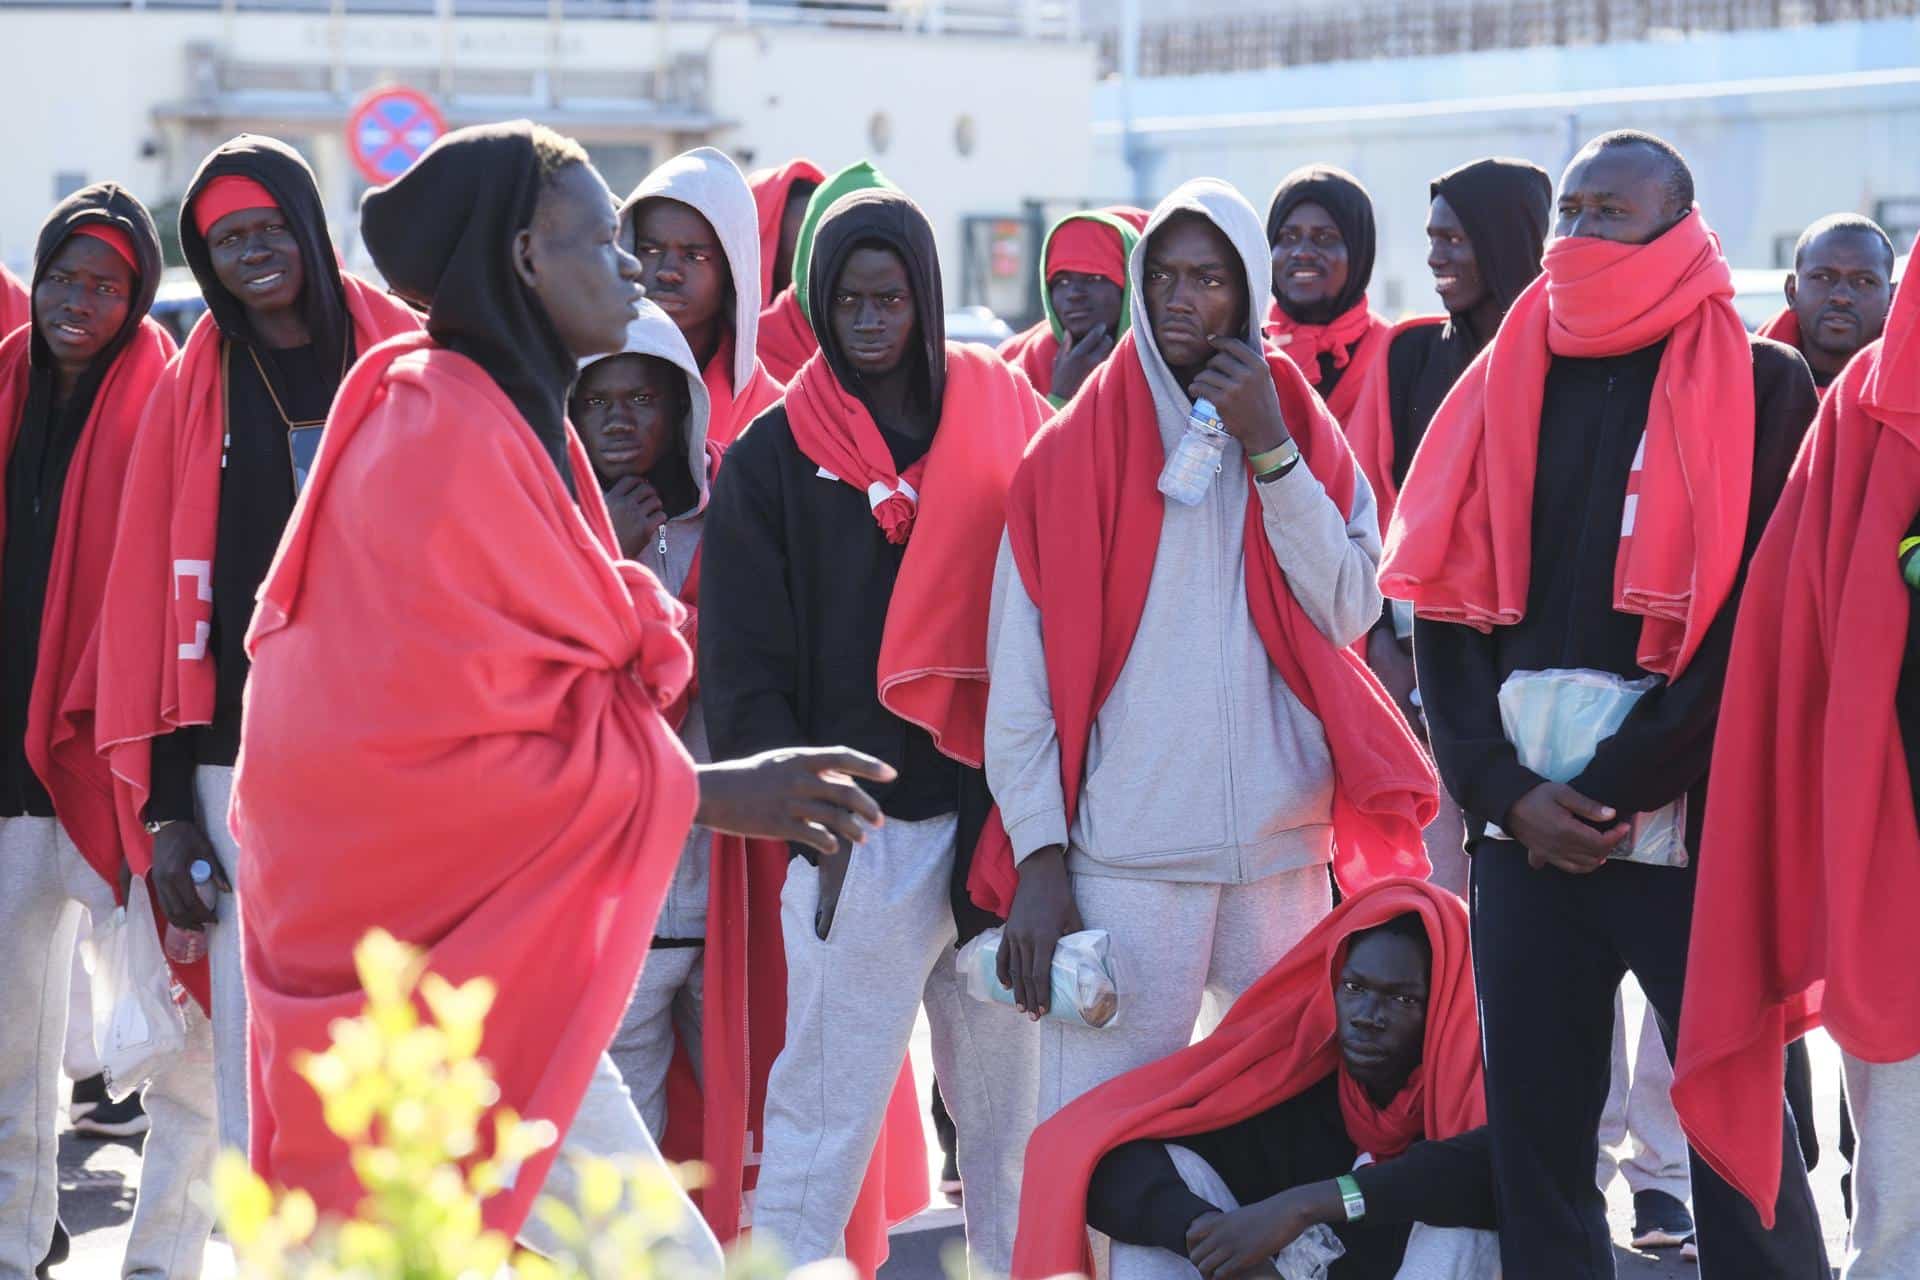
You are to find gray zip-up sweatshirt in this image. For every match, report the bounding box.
[580,301,717,938]
[984,179,1384,886]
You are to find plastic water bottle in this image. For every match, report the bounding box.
[1157,397,1230,506]
[161,859,219,966]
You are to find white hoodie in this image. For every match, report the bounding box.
[622,146,763,397]
[984,179,1385,886]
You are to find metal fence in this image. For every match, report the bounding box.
[3,0,1078,33]
[1102,0,1919,76]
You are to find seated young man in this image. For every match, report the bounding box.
[1014,881,1497,1280]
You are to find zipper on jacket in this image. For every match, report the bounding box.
[1215,464,1245,884]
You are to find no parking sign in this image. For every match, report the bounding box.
[347,85,447,186]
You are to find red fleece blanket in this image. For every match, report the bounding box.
[749,158,826,304]
[1011,879,1484,1280]
[1758,305,1801,349]
[0,265,28,338]
[99,277,417,865]
[0,319,176,898]
[1381,211,1754,681]
[758,286,816,385]
[786,342,1048,768]
[1266,298,1391,425]
[701,331,785,449]
[1674,269,1920,1224]
[231,332,698,1236]
[997,322,1058,401]
[1343,314,1446,538]
[967,333,1435,916]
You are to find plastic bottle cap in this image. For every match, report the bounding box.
[189,858,214,884]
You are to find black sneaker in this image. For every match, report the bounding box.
[939,1149,962,1203]
[68,1074,108,1126]
[71,1089,148,1139]
[36,1219,69,1278]
[1631,1189,1696,1250]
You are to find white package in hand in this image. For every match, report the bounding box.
[1496,668,1688,867]
[956,927,1120,1028]
[1273,1223,1347,1279]
[86,877,188,1100]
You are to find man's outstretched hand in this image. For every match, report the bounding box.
[695,747,895,856]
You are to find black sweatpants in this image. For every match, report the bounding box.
[1470,843,1829,1278]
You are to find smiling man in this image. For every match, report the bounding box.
[998,206,1147,406]
[96,135,419,1159]
[228,121,894,1259]
[981,179,1435,1280]
[1761,213,1896,392]
[1264,165,1391,427]
[1382,129,1830,1278]
[700,187,1049,1275]
[621,148,785,447]
[0,184,213,1280]
[1014,881,1495,1280]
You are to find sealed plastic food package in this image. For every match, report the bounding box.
[1274,1223,1347,1280]
[1496,667,1689,867]
[956,926,1120,1028]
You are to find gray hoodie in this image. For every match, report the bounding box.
[622,146,762,396]
[983,178,1385,886]
[579,300,716,938]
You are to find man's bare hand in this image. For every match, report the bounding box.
[695,747,895,857]
[1505,781,1630,874]
[996,845,1081,1020]
[151,821,223,929]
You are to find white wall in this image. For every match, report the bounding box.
[0,8,1094,291]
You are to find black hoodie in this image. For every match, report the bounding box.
[148,135,360,816]
[0,185,162,815]
[1381,158,1554,489]
[359,119,579,495]
[701,189,994,913]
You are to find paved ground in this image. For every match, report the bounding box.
[55,985,1853,1278]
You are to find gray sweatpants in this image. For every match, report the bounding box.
[609,944,704,1142]
[1596,985,1689,1203]
[1040,864,1331,1122]
[0,815,217,1280]
[753,814,1040,1276]
[520,1051,724,1275]
[195,764,251,1155]
[1112,1145,1501,1280]
[1841,1049,1920,1279]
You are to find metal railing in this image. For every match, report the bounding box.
[1101,0,1918,76]
[6,0,1079,34]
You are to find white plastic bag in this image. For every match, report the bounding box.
[1495,668,1688,867]
[955,927,1120,1028]
[86,877,188,1100]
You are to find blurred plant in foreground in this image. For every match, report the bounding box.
[212,928,792,1279]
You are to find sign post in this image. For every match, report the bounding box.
[346,86,448,186]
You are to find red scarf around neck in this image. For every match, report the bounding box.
[1758,305,1801,349]
[1380,211,1754,680]
[1675,259,1920,1226]
[1012,880,1483,1280]
[1266,296,1389,424]
[967,332,1436,916]
[785,342,1048,767]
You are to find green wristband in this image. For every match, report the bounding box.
[1335,1173,1366,1222]
[1248,438,1301,477]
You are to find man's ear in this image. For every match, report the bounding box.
[1784,272,1798,309]
[513,227,538,292]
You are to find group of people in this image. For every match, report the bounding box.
[0,112,1908,1280]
